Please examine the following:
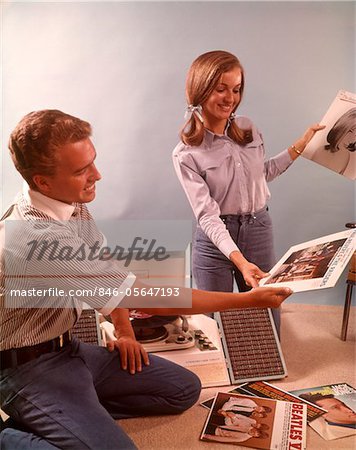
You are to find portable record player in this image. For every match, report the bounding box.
[102,313,230,388]
[94,308,288,388]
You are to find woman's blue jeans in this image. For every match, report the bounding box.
[192,206,280,331]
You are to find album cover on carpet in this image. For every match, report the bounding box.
[200,381,326,423]
[200,392,307,449]
[290,383,356,441]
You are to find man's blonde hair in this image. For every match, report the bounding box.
[9,109,92,189]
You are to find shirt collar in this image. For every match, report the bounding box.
[203,129,230,148]
[22,183,77,221]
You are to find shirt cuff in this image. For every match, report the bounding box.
[219,238,240,260]
[98,272,136,315]
[276,148,294,171]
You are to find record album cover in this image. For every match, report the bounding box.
[302,90,356,180]
[290,383,356,441]
[259,229,355,292]
[200,381,326,423]
[200,392,307,449]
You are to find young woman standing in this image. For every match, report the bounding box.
[173,50,324,330]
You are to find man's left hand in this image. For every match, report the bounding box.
[107,336,150,375]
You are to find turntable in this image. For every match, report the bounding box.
[102,313,207,352]
[101,313,230,388]
[129,314,196,352]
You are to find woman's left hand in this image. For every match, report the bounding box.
[289,123,326,159]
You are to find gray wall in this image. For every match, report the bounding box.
[2,1,354,305]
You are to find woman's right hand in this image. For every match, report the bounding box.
[230,251,269,288]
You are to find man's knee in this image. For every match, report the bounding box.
[172,369,202,413]
[185,370,202,408]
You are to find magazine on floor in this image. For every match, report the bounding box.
[290,383,356,441]
[200,381,326,423]
[259,229,355,292]
[302,90,356,180]
[200,392,307,449]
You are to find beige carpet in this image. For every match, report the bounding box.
[118,303,356,450]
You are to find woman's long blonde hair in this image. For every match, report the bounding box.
[181,50,252,146]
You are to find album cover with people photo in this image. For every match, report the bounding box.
[200,381,326,423]
[200,392,307,449]
[302,90,356,180]
[259,229,355,292]
[290,383,356,441]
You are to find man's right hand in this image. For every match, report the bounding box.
[247,286,293,309]
[121,280,293,316]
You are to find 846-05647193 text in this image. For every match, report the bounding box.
[9,287,181,298]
